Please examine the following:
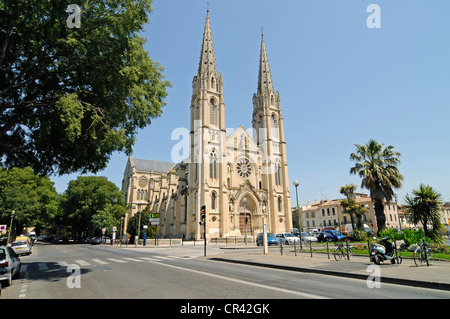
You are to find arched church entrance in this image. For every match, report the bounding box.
[239,195,256,236]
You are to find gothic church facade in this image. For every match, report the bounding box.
[122,11,293,239]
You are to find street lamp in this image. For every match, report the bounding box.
[7,210,15,245]
[293,181,302,249]
[242,198,248,245]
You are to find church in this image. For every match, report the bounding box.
[122,10,293,240]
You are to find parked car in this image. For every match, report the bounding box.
[341,231,351,238]
[256,233,279,246]
[11,240,32,256]
[300,232,318,243]
[276,233,300,245]
[15,236,32,246]
[90,237,102,245]
[321,230,346,241]
[316,231,333,242]
[27,232,37,243]
[0,246,21,287]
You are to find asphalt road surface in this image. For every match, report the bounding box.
[2,242,450,301]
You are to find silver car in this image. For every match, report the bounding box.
[276,233,300,245]
[11,240,32,256]
[0,246,21,286]
[300,232,318,243]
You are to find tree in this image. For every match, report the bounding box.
[403,184,445,243]
[339,184,367,231]
[0,0,171,176]
[349,139,403,233]
[60,176,126,238]
[0,167,58,235]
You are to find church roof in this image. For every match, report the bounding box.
[131,157,175,173]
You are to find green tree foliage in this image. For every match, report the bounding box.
[127,207,156,242]
[0,0,171,176]
[60,176,126,238]
[349,139,403,233]
[0,167,58,235]
[403,184,445,243]
[339,184,367,231]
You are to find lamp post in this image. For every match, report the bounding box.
[293,181,302,250]
[243,198,248,245]
[7,210,15,245]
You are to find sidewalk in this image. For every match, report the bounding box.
[209,246,450,291]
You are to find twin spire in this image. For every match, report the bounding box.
[197,10,274,95]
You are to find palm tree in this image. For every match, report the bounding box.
[349,139,403,233]
[339,184,367,231]
[403,184,444,242]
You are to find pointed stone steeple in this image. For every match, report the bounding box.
[257,34,274,96]
[198,9,217,77]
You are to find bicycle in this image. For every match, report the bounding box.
[413,239,434,267]
[334,241,353,261]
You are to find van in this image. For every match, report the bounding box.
[344,224,372,234]
[28,232,36,243]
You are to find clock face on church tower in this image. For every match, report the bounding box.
[236,158,252,178]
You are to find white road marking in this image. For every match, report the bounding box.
[107,258,128,264]
[123,257,144,262]
[75,260,91,266]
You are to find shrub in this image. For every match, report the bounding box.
[351,229,368,241]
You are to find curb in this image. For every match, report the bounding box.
[208,257,450,292]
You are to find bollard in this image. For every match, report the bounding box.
[280,241,284,256]
[346,240,350,260]
[310,239,313,258]
[294,239,297,256]
[326,241,330,259]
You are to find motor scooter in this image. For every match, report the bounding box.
[370,237,402,265]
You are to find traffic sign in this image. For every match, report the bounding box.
[0,225,6,232]
[149,213,160,219]
[149,218,160,223]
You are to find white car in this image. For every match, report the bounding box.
[300,232,318,243]
[0,246,21,286]
[276,233,300,245]
[11,240,32,256]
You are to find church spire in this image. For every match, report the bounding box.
[257,33,274,95]
[198,9,217,77]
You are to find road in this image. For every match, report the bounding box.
[2,242,450,302]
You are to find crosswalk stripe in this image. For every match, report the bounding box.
[153,256,172,260]
[92,259,109,265]
[107,258,128,263]
[75,260,91,266]
[57,261,69,267]
[138,257,160,262]
[123,257,144,262]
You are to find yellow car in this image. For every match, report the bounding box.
[342,231,351,238]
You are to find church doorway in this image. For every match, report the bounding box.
[239,196,256,236]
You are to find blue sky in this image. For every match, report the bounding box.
[51,0,450,206]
